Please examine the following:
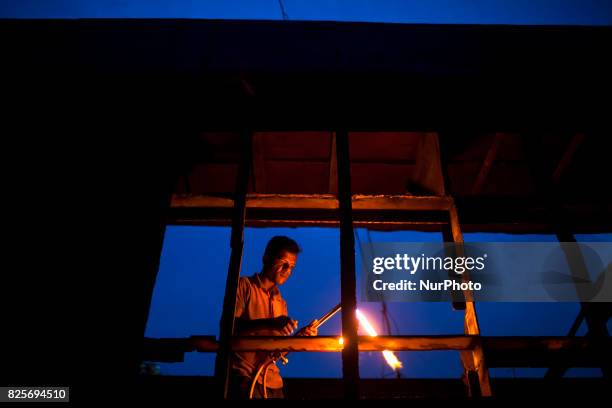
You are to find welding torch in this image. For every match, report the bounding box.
[248,303,342,399]
[274,302,341,362]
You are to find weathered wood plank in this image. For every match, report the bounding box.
[213,132,251,399]
[171,193,453,211]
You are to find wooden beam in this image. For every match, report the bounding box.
[213,131,251,400]
[412,132,445,195]
[172,195,235,208]
[231,335,476,352]
[168,215,544,232]
[471,133,504,195]
[448,202,492,397]
[143,335,611,360]
[358,335,476,352]
[336,130,360,399]
[252,132,267,192]
[169,217,447,230]
[439,150,500,391]
[552,133,586,185]
[442,226,467,310]
[170,194,612,214]
[143,335,477,355]
[167,195,612,233]
[448,202,464,244]
[353,195,452,211]
[249,194,336,209]
[171,193,453,211]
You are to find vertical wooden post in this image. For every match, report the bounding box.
[432,133,491,395]
[336,130,360,399]
[449,203,492,397]
[214,131,252,399]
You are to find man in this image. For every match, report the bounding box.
[229,236,318,399]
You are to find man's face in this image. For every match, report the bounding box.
[264,250,297,286]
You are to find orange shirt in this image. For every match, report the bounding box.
[232,273,288,389]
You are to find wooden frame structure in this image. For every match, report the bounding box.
[141,132,610,399]
[4,18,612,402]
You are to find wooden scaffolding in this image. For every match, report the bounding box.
[4,19,612,402]
[143,132,611,399]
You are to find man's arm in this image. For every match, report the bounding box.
[234,316,298,336]
[297,319,318,337]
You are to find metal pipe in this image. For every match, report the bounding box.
[313,303,342,329]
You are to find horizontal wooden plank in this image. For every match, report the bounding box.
[357,335,476,351]
[169,218,448,231]
[169,195,611,233]
[352,195,452,211]
[171,195,234,208]
[232,335,477,352]
[147,335,478,354]
[171,194,453,211]
[167,217,612,234]
[143,336,612,366]
[248,194,337,209]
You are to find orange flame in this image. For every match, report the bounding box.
[356,309,403,370]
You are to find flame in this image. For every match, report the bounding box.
[355,309,403,370]
[382,350,402,369]
[338,337,344,345]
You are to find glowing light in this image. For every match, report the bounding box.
[355,309,378,336]
[382,350,402,369]
[355,309,403,370]
[338,337,344,345]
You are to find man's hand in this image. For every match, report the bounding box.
[273,316,298,336]
[281,318,298,335]
[299,319,318,337]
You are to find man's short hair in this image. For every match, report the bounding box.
[263,236,301,261]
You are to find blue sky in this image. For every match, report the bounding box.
[2,0,612,25]
[144,226,610,378]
